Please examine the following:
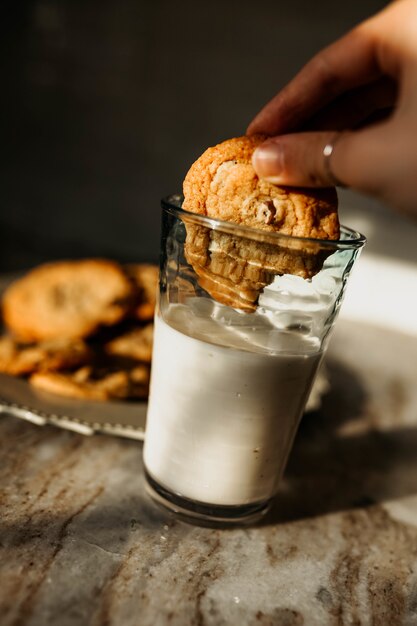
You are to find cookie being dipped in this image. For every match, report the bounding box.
[183,135,339,310]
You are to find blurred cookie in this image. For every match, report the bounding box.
[2,260,134,342]
[182,136,339,310]
[0,335,91,376]
[105,323,153,363]
[124,264,158,321]
[129,365,151,399]
[30,363,150,401]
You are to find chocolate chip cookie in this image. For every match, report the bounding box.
[182,135,340,310]
[2,260,134,341]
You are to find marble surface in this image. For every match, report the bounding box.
[1,318,417,626]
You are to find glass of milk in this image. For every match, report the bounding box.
[143,195,365,525]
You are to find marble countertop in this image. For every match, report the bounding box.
[1,317,417,626]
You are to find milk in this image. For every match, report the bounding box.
[144,305,322,506]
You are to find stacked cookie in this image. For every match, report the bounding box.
[0,260,158,401]
[183,136,340,311]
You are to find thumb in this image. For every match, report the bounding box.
[251,123,397,196]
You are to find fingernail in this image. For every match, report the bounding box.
[252,142,285,182]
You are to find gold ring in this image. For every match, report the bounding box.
[323,135,347,188]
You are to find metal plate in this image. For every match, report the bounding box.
[0,272,146,439]
[0,372,147,439]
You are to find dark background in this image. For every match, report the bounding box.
[0,0,388,271]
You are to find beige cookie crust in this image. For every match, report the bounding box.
[2,260,134,342]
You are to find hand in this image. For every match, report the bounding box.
[247,0,417,214]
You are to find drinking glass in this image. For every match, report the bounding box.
[143,194,366,524]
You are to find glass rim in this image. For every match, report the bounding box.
[161,194,366,250]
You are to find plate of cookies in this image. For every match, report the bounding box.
[0,259,159,439]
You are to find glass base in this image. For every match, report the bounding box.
[144,467,271,527]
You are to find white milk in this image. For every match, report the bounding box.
[144,304,322,506]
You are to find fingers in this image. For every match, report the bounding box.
[247,0,417,214]
[302,77,397,131]
[252,132,347,187]
[252,121,397,194]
